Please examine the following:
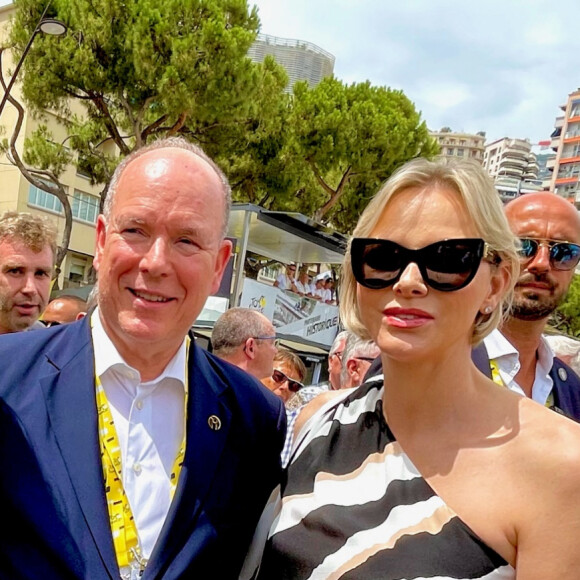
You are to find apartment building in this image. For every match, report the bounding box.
[484,137,538,182]
[248,33,335,93]
[429,128,486,165]
[548,88,580,205]
[532,140,556,190]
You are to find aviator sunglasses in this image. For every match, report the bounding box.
[351,238,498,292]
[518,238,580,271]
[271,369,304,393]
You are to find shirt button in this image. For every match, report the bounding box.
[133,463,142,475]
[136,400,143,410]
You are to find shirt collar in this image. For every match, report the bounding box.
[91,307,188,387]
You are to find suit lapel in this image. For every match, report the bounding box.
[41,319,119,578]
[146,343,233,578]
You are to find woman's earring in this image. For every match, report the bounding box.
[483,305,492,314]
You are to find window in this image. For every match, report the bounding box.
[28,183,63,214]
[456,148,465,157]
[447,148,454,155]
[72,190,99,224]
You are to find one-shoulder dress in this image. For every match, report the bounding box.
[252,379,516,580]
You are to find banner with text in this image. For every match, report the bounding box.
[239,279,339,348]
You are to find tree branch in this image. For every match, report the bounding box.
[3,92,73,278]
[87,90,131,155]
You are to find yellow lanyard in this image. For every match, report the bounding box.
[95,337,190,571]
[489,357,554,408]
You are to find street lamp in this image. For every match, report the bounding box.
[0,17,67,118]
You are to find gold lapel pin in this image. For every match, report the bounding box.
[208,415,222,431]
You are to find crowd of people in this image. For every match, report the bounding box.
[2,141,580,579]
[274,262,337,304]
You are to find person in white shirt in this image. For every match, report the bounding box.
[294,268,314,297]
[273,263,298,292]
[482,191,580,420]
[0,137,286,580]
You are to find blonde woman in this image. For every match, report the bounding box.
[242,158,580,580]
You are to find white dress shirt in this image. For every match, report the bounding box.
[91,309,187,560]
[483,328,555,405]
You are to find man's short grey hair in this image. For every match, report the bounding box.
[340,332,379,386]
[103,136,232,238]
[211,308,273,356]
[329,330,349,357]
[0,211,57,259]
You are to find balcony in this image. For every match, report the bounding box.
[555,176,579,186]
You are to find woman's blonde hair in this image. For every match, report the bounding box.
[339,157,520,345]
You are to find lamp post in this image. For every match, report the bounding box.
[0,17,67,118]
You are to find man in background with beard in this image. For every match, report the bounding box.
[482,192,580,421]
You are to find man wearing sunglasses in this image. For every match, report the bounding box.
[273,263,299,293]
[482,192,580,421]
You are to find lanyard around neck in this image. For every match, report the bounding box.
[95,336,190,572]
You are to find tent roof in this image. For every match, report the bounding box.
[227,204,347,265]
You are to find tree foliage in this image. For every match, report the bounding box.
[551,274,580,337]
[9,0,286,196]
[285,78,440,233]
[4,0,439,253]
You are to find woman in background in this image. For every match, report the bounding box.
[243,157,580,580]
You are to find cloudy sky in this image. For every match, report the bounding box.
[251,0,580,145]
[2,0,578,144]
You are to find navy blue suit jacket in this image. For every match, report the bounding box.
[0,317,286,579]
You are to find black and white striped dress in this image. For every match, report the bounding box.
[254,380,515,580]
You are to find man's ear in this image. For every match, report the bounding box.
[244,337,256,360]
[210,239,233,296]
[346,358,359,381]
[93,215,107,273]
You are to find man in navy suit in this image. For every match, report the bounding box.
[0,137,286,579]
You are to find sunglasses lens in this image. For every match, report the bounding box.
[352,238,484,292]
[352,239,402,289]
[288,380,302,393]
[519,238,580,271]
[551,242,580,270]
[424,240,483,291]
[272,370,284,384]
[519,238,537,259]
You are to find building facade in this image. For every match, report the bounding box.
[484,137,538,182]
[429,128,486,165]
[248,33,335,93]
[0,3,104,290]
[548,88,580,205]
